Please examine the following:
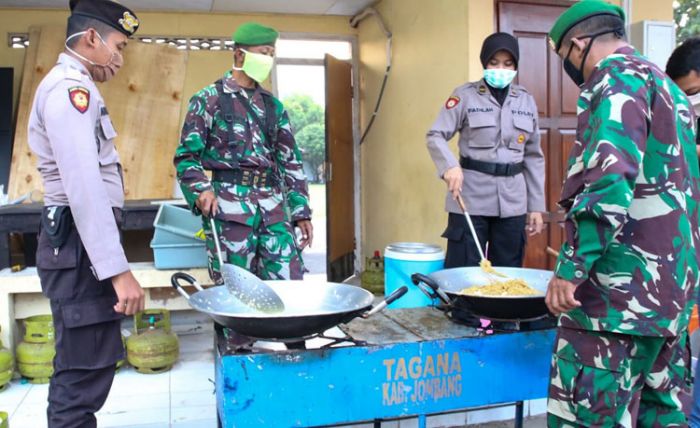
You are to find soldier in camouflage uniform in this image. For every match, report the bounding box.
[545,1,700,426]
[174,22,312,282]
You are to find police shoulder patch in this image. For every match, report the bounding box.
[68,86,90,114]
[445,96,460,110]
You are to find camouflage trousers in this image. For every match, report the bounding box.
[547,327,692,428]
[203,214,304,282]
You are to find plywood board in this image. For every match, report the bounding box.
[8,25,64,200]
[100,41,188,199]
[9,25,189,200]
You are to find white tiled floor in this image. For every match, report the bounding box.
[3,327,218,428]
[1,320,547,428]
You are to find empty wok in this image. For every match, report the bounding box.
[172,272,407,340]
[411,266,553,321]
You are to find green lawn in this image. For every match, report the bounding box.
[308,184,326,219]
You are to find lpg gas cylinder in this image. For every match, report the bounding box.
[0,326,13,392]
[16,315,55,384]
[126,309,179,374]
[361,250,385,295]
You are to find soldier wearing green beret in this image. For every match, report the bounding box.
[545,1,700,426]
[174,23,313,289]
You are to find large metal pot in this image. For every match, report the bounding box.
[411,266,553,321]
[171,272,407,340]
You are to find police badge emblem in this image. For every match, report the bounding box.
[68,86,90,114]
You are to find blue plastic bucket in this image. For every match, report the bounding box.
[384,243,444,309]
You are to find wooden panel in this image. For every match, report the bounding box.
[9,26,62,199]
[560,66,580,115]
[515,34,548,117]
[99,41,187,199]
[499,1,581,271]
[9,26,188,200]
[325,54,354,281]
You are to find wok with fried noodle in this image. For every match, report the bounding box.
[461,278,541,296]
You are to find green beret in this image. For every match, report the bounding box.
[549,0,625,52]
[232,22,279,46]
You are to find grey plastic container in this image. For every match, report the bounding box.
[150,204,208,269]
[150,240,208,269]
[153,204,203,245]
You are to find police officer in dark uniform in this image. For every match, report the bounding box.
[27,1,145,426]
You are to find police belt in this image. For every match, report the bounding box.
[211,169,280,187]
[460,156,524,177]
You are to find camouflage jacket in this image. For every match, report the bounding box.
[174,71,311,226]
[555,46,700,337]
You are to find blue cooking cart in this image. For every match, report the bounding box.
[215,307,556,427]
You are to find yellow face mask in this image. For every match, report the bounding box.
[233,49,274,83]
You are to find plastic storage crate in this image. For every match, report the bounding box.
[150,204,208,269]
[152,204,202,244]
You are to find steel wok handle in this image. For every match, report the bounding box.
[171,272,205,300]
[411,273,451,304]
[363,286,408,318]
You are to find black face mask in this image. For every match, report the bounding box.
[562,28,623,87]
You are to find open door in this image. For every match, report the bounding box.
[324,54,355,281]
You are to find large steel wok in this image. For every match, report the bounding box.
[172,272,407,340]
[411,267,553,321]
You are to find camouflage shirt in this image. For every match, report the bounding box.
[555,46,700,337]
[174,71,311,226]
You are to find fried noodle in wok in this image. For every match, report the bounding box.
[460,278,541,296]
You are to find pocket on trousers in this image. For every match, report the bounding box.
[61,295,121,328]
[59,297,124,369]
[549,328,630,425]
[36,229,81,299]
[36,228,79,270]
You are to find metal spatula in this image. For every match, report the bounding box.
[456,195,508,279]
[210,217,285,313]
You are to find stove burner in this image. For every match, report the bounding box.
[441,304,557,333]
[215,323,368,355]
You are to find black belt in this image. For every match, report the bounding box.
[460,156,524,177]
[212,169,280,187]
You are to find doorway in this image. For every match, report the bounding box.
[272,37,356,281]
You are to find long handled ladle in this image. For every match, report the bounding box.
[210,217,285,313]
[456,195,507,278]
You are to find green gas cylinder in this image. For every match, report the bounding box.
[361,250,385,295]
[0,327,13,392]
[126,309,179,374]
[16,315,55,384]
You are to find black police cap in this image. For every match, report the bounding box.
[69,0,140,37]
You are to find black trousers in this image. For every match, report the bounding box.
[37,218,124,428]
[442,213,527,269]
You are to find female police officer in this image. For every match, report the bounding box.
[427,32,545,268]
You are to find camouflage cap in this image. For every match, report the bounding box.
[232,22,279,46]
[69,0,140,36]
[548,0,625,52]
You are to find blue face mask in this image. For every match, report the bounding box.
[483,68,517,89]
